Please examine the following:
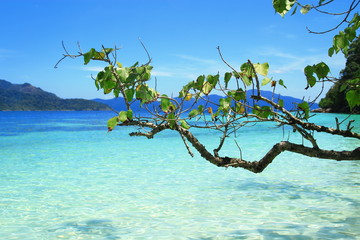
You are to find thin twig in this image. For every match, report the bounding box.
[307,0,360,34]
[139,38,152,65]
[234,139,243,160]
[217,46,245,90]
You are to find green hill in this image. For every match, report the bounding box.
[0,79,111,111]
[319,37,360,113]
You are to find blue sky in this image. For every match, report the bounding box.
[0,0,350,100]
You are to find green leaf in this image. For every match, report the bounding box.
[298,102,310,119]
[334,32,348,51]
[179,81,194,98]
[126,73,138,84]
[93,51,105,60]
[241,75,252,86]
[328,47,335,57]
[119,111,128,122]
[228,89,245,101]
[135,66,146,75]
[184,93,192,101]
[261,106,272,118]
[160,95,170,112]
[314,62,330,79]
[202,81,213,95]
[253,105,272,118]
[240,62,253,77]
[219,98,231,112]
[207,74,219,86]
[117,68,129,82]
[95,79,100,90]
[235,102,245,114]
[194,75,205,90]
[127,109,133,120]
[304,65,316,87]
[135,84,158,104]
[86,48,96,63]
[125,89,134,102]
[104,88,112,94]
[167,113,176,129]
[107,116,119,131]
[346,89,360,110]
[197,105,204,113]
[345,27,357,42]
[304,65,314,76]
[180,120,190,129]
[103,79,116,90]
[300,4,311,14]
[143,69,151,80]
[116,62,123,68]
[261,77,272,86]
[188,109,199,118]
[307,75,317,87]
[224,72,232,88]
[113,89,120,98]
[131,61,139,68]
[232,71,241,79]
[279,79,287,89]
[254,62,269,76]
[278,99,284,108]
[102,48,114,54]
[83,48,96,65]
[273,0,296,16]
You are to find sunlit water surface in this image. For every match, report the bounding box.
[0,111,359,239]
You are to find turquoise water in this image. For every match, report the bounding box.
[0,111,359,239]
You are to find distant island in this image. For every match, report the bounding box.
[93,91,319,112]
[1,79,319,112]
[0,79,111,111]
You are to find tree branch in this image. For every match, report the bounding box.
[225,141,360,173]
[252,95,360,139]
[178,126,360,173]
[306,0,360,34]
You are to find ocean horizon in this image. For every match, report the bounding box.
[0,111,359,239]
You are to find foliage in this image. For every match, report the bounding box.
[273,0,360,111]
[57,0,360,173]
[319,37,360,112]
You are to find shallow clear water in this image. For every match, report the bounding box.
[0,111,359,239]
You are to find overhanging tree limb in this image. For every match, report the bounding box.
[56,0,360,174]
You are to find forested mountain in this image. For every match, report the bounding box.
[319,37,360,113]
[0,79,318,112]
[0,80,111,111]
[93,90,319,112]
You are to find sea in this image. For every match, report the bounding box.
[0,111,359,240]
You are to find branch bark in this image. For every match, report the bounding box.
[121,118,360,173]
[252,95,360,140]
[177,126,360,173]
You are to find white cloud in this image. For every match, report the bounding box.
[174,54,219,65]
[256,47,345,75]
[152,71,174,77]
[82,66,104,72]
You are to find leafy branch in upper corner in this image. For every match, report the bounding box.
[56,0,360,173]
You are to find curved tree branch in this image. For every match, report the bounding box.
[306,0,360,34]
[252,95,360,139]
[177,126,360,173]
